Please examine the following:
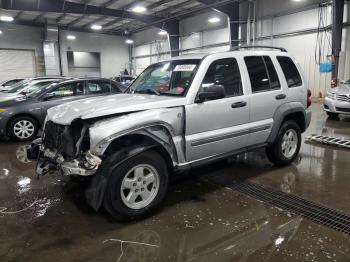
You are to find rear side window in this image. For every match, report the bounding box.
[201,58,243,97]
[277,56,303,87]
[244,56,280,93]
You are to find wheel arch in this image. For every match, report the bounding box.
[6,113,41,134]
[267,103,306,144]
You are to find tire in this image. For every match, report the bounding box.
[8,116,38,141]
[103,150,169,221]
[327,112,339,119]
[266,120,301,167]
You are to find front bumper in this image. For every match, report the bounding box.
[305,110,312,130]
[27,139,101,177]
[324,97,350,114]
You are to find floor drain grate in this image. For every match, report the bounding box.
[229,180,350,234]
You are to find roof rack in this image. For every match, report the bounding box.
[231,45,287,52]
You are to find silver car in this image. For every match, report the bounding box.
[0,79,63,102]
[324,79,350,118]
[28,47,311,221]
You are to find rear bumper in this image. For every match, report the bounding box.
[305,110,312,130]
[324,97,350,114]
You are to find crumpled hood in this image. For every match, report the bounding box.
[47,93,187,125]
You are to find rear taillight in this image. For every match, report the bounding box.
[307,88,312,108]
[331,79,337,88]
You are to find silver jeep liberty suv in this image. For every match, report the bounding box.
[28,46,312,221]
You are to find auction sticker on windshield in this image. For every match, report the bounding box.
[174,64,197,71]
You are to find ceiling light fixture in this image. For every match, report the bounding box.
[158,30,167,36]
[91,24,102,30]
[0,16,14,22]
[66,35,76,40]
[208,17,221,23]
[125,39,134,44]
[132,6,147,13]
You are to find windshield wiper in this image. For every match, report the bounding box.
[135,88,160,96]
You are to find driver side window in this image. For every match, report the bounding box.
[200,58,243,98]
[49,82,84,98]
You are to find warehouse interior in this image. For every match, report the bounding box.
[1,0,350,261]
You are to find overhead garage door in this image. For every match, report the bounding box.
[0,49,36,82]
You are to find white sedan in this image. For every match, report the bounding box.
[324,79,350,118]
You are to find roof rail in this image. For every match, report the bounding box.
[231,45,287,52]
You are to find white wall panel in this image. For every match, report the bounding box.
[60,30,129,78]
[202,28,229,46]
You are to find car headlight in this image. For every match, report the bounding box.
[0,108,6,113]
[326,92,336,100]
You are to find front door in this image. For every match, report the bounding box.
[185,57,250,162]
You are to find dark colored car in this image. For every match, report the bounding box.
[0,78,124,141]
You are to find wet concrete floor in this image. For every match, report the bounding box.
[1,103,350,262]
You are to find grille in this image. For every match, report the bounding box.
[228,180,350,234]
[42,121,65,150]
[336,107,350,113]
[337,94,350,102]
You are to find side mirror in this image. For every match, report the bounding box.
[19,90,29,95]
[340,80,346,84]
[42,93,55,101]
[196,84,225,103]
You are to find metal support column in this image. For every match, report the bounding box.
[164,20,180,57]
[197,0,240,47]
[331,0,345,82]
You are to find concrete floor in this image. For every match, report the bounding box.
[1,102,350,262]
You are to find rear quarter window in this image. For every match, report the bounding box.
[277,56,303,88]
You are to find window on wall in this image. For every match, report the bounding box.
[244,56,281,93]
[201,58,243,97]
[277,56,303,87]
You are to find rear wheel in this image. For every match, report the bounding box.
[103,150,169,221]
[327,112,339,119]
[266,120,301,166]
[8,116,38,141]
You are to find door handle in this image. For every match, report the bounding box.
[275,94,286,100]
[231,101,247,108]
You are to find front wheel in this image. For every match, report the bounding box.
[266,120,301,167]
[103,150,169,221]
[8,116,38,141]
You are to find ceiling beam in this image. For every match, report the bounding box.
[33,12,46,22]
[82,16,108,28]
[67,15,87,27]
[1,0,162,25]
[102,0,122,8]
[56,13,67,23]
[111,0,199,33]
[130,0,237,33]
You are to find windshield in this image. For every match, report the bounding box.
[128,59,200,96]
[345,79,350,85]
[7,80,57,95]
[27,82,59,98]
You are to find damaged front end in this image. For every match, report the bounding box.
[27,119,102,177]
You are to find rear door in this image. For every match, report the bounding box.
[275,56,306,106]
[244,55,287,146]
[185,57,250,162]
